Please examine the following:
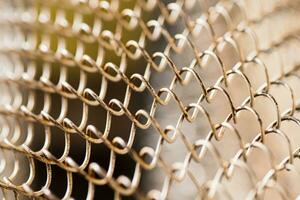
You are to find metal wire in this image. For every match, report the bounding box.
[0,0,300,199]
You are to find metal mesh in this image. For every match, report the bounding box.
[1,0,300,199]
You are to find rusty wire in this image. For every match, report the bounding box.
[0,0,300,199]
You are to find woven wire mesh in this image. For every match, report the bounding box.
[1,0,300,199]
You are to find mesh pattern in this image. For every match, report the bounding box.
[1,0,300,199]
